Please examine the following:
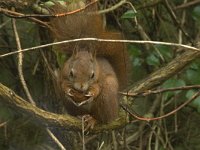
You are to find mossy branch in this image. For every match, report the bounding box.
[0,83,80,129]
[0,47,200,132]
[0,82,127,133]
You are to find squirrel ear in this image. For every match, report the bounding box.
[72,43,81,58]
[72,49,78,59]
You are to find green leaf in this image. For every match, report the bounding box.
[0,68,16,87]
[192,6,200,24]
[162,78,185,89]
[186,90,200,113]
[0,104,14,121]
[162,78,186,100]
[128,44,142,56]
[146,54,160,66]
[133,58,142,66]
[121,10,137,19]
[190,62,199,70]
[155,45,172,60]
[56,52,68,68]
[186,69,200,84]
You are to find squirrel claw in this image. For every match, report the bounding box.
[83,115,96,131]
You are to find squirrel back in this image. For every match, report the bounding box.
[49,2,130,89]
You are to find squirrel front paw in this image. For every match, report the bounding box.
[85,83,100,98]
[82,114,97,130]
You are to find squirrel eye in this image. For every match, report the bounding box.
[90,72,95,79]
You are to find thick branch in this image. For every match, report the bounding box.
[0,83,80,128]
[129,50,200,94]
[0,83,127,133]
[1,0,200,137]
[1,0,200,136]
[0,45,199,132]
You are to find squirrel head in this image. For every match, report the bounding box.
[62,50,99,93]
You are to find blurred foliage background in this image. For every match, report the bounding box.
[0,0,200,150]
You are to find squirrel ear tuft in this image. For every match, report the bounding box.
[72,49,78,59]
[73,43,82,58]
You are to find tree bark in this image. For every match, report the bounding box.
[129,49,200,94]
[0,82,127,133]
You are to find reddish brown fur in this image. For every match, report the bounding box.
[50,2,130,125]
[60,55,119,123]
[50,3,129,88]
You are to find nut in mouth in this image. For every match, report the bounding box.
[64,88,94,107]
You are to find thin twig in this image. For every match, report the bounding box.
[112,131,117,150]
[98,0,127,14]
[98,0,138,25]
[0,0,98,18]
[137,0,162,10]
[11,13,35,105]
[175,0,200,9]
[0,7,50,28]
[54,0,98,17]
[11,13,66,150]
[121,90,200,121]
[98,141,104,150]
[163,0,193,44]
[0,121,7,128]
[82,117,86,150]
[120,85,200,97]
[125,1,138,25]
[0,38,199,58]
[178,0,187,44]
[46,128,66,150]
[0,19,11,29]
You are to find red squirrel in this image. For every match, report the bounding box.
[49,1,129,129]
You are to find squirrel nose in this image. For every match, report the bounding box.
[74,82,88,92]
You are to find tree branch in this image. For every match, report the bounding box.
[128,49,200,94]
[1,38,199,58]
[0,0,200,132]
[0,46,200,132]
[0,82,127,133]
[0,39,200,131]
[0,82,80,128]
